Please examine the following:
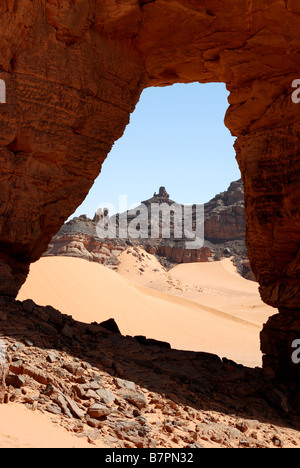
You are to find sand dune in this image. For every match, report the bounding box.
[168,260,273,326]
[18,254,275,368]
[117,250,273,326]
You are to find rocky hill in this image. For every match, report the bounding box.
[44,180,255,281]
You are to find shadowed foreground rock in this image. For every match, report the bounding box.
[0,1,300,379]
[0,297,300,448]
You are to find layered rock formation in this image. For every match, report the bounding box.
[0,1,300,378]
[205,180,245,242]
[45,181,250,276]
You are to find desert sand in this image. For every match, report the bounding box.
[18,250,274,369]
[117,249,273,327]
[1,251,289,450]
[0,403,104,448]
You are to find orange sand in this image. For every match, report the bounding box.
[12,252,276,448]
[18,253,275,369]
[0,403,104,448]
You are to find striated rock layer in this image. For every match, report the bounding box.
[0,1,300,378]
[45,181,248,275]
[205,180,245,243]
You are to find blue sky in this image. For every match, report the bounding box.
[72,82,241,218]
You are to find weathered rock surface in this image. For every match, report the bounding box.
[0,1,300,378]
[45,181,250,277]
[205,180,245,242]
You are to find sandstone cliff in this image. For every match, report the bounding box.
[45,180,254,279]
[204,180,245,242]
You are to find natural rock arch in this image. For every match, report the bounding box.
[0,0,300,379]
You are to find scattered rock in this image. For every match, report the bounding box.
[63,361,84,376]
[46,404,62,415]
[46,352,59,364]
[44,384,84,419]
[87,404,110,419]
[86,417,103,429]
[236,420,259,433]
[115,378,136,391]
[85,389,99,399]
[118,388,148,410]
[272,436,284,448]
[6,374,25,388]
[96,389,116,405]
[24,339,33,347]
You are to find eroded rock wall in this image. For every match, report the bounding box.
[45,180,247,274]
[0,0,146,295]
[1,1,300,377]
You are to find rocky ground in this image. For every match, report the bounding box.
[0,297,300,448]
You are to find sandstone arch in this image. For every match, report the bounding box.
[0,0,300,379]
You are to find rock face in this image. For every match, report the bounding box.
[45,181,249,277]
[205,180,246,242]
[0,1,300,379]
[46,214,127,270]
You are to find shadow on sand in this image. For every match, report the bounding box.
[0,296,299,442]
